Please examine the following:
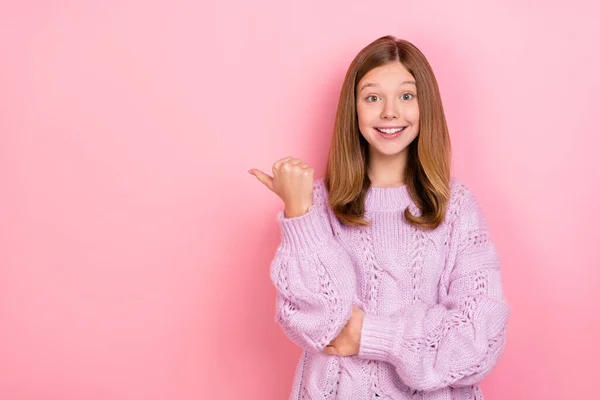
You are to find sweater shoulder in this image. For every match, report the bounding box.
[448,177,489,234]
[448,177,477,214]
[313,177,349,234]
[314,177,327,194]
[312,177,330,209]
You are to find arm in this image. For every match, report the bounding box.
[357,184,510,391]
[270,179,356,353]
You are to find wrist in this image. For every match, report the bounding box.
[284,203,312,218]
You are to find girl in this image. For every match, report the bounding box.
[249,35,509,400]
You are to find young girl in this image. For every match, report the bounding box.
[249,35,509,400]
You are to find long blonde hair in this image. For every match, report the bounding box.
[325,35,452,230]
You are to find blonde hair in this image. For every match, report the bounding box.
[325,35,452,230]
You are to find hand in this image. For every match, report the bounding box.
[249,157,314,217]
[323,305,365,357]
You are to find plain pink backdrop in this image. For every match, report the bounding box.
[1,1,599,399]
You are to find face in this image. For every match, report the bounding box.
[356,61,420,159]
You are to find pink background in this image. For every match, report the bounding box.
[1,1,599,399]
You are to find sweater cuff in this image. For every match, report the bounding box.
[276,204,334,254]
[359,313,405,362]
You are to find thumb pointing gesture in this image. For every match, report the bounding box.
[249,169,274,192]
[249,157,315,218]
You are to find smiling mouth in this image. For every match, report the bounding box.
[376,127,406,135]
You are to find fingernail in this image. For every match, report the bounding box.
[248,170,254,175]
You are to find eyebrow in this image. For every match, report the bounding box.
[358,81,416,92]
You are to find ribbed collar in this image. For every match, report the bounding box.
[364,184,414,212]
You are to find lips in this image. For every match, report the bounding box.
[376,126,406,134]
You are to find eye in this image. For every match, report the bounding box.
[401,93,415,100]
[365,95,380,103]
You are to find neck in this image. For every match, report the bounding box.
[367,148,408,187]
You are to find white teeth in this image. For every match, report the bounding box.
[378,127,405,134]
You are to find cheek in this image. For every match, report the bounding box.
[407,105,419,124]
[356,104,371,129]
[359,105,380,123]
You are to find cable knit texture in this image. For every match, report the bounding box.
[270,177,509,400]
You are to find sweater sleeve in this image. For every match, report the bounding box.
[357,182,510,391]
[269,179,356,353]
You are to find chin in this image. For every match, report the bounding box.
[373,146,409,157]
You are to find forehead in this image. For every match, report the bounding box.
[358,61,415,88]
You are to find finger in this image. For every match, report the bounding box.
[281,159,305,172]
[324,346,338,356]
[249,169,274,192]
[273,157,294,172]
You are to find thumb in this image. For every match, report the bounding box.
[249,169,274,192]
[324,346,338,356]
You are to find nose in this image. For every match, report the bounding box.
[380,99,399,120]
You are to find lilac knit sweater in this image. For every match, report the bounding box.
[270,177,509,400]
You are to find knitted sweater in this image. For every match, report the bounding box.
[270,177,509,400]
